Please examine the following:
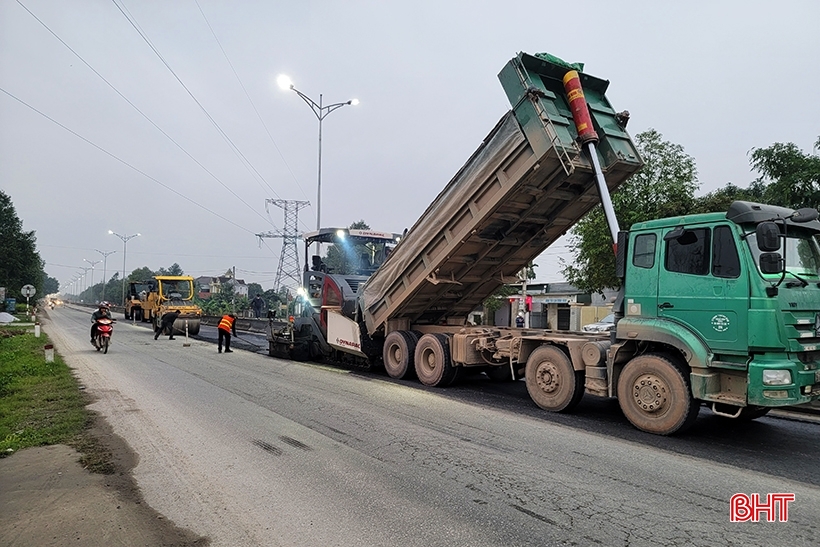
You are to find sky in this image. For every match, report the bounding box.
[2,0,819,295]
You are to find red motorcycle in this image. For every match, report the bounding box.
[93,317,116,353]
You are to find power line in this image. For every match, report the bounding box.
[110,0,283,203]
[14,0,278,231]
[0,86,255,235]
[193,0,308,202]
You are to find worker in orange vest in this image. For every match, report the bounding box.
[217,313,237,353]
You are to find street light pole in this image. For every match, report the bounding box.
[277,75,358,254]
[108,231,141,306]
[84,258,102,303]
[95,249,116,302]
[77,268,90,301]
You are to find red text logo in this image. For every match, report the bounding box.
[730,493,794,522]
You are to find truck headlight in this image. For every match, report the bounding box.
[762,369,792,386]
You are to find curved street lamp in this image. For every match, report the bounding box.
[277,74,358,252]
[108,231,140,306]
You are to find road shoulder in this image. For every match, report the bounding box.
[0,412,208,547]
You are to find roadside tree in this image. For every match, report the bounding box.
[749,137,820,209]
[562,129,698,293]
[0,190,45,298]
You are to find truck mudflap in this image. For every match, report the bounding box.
[613,316,711,370]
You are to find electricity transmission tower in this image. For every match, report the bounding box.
[256,199,309,293]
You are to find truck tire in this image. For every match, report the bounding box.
[414,333,457,387]
[383,330,419,379]
[525,345,584,412]
[134,308,143,322]
[617,353,699,435]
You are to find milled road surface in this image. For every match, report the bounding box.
[9,305,820,546]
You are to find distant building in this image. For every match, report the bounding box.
[495,282,618,331]
[195,274,248,300]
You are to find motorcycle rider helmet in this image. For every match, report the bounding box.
[98,301,109,309]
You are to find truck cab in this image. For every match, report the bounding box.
[617,201,820,417]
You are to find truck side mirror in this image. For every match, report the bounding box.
[756,222,781,252]
[759,252,785,274]
[663,226,697,245]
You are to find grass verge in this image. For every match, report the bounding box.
[0,326,114,473]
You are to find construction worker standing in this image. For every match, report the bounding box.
[217,313,237,353]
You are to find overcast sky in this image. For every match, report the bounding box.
[2,0,819,294]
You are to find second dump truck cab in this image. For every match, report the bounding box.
[268,228,401,361]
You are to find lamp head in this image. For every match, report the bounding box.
[349,98,359,106]
[277,74,294,90]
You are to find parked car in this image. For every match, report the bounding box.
[582,313,615,333]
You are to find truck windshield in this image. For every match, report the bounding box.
[746,231,820,277]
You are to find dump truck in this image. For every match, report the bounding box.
[124,275,202,335]
[269,51,820,435]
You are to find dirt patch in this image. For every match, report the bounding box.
[0,409,210,547]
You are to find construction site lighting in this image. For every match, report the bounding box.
[277,78,358,254]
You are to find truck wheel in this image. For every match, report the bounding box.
[134,309,143,322]
[525,345,584,412]
[617,354,699,435]
[414,333,457,387]
[383,330,419,379]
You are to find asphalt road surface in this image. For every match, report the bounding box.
[43,305,820,546]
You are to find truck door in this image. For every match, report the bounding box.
[657,225,748,354]
[625,231,660,319]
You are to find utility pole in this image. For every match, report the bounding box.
[256,199,309,294]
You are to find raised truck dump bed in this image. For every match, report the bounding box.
[360,52,643,335]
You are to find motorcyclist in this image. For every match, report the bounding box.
[91,302,112,344]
